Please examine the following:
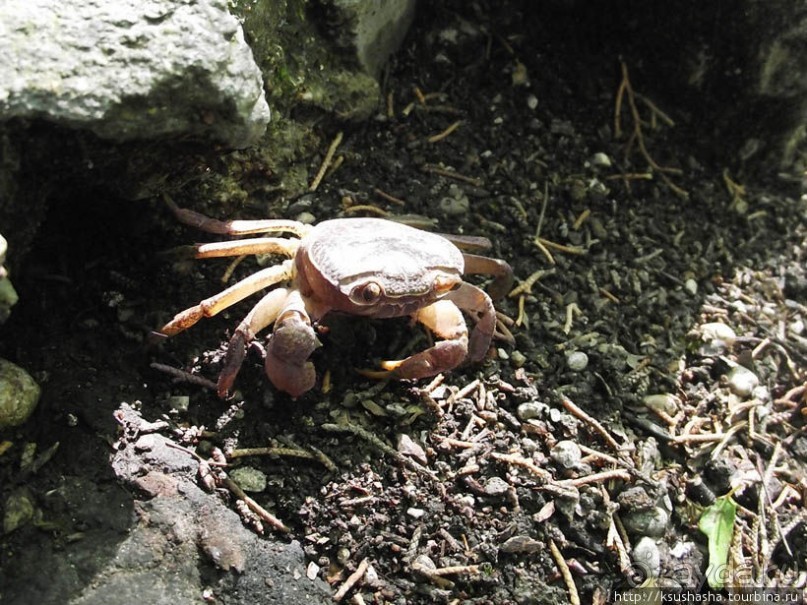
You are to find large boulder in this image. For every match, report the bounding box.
[0,0,270,148]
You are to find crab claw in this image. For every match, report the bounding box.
[265,310,320,398]
[379,339,468,379]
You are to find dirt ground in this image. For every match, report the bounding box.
[1,2,806,604]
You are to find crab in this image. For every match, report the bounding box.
[156,197,514,398]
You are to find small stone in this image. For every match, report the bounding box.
[643,394,680,415]
[306,561,320,581]
[684,278,698,295]
[229,466,267,493]
[589,152,612,168]
[295,211,316,225]
[406,507,426,519]
[336,547,351,565]
[726,365,759,398]
[550,440,582,469]
[3,488,35,534]
[566,351,589,372]
[622,506,670,538]
[511,61,529,86]
[397,434,427,466]
[412,554,436,572]
[500,535,542,554]
[437,189,470,216]
[510,350,526,368]
[483,477,510,496]
[699,322,737,346]
[526,94,538,110]
[517,401,546,421]
[168,395,189,413]
[632,536,662,579]
[0,358,41,429]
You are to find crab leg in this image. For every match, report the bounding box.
[462,254,514,300]
[216,287,289,398]
[438,233,492,252]
[157,260,294,337]
[164,195,311,237]
[380,299,469,379]
[192,238,299,259]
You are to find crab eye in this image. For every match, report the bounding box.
[351,281,383,305]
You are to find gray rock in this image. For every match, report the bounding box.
[0,0,270,148]
[726,365,760,398]
[0,358,41,429]
[632,536,661,580]
[550,440,583,470]
[318,0,417,79]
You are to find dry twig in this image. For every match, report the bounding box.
[614,61,688,199]
[310,131,344,191]
[333,558,369,602]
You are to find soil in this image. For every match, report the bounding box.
[1,2,806,605]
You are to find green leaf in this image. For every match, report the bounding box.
[698,494,737,589]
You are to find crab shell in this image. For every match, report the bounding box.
[296,218,466,320]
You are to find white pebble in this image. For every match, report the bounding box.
[726,365,759,398]
[407,507,426,519]
[566,351,589,372]
[589,152,612,168]
[700,322,737,346]
[295,211,316,224]
[517,401,545,421]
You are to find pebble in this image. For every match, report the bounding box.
[589,152,612,168]
[407,507,426,519]
[295,211,316,224]
[622,505,670,538]
[517,401,547,421]
[632,536,662,579]
[437,185,470,216]
[526,94,538,110]
[397,434,427,466]
[3,488,35,534]
[643,393,680,416]
[510,349,526,367]
[168,395,189,413]
[483,477,510,496]
[0,358,41,429]
[566,351,589,372]
[699,322,737,346]
[726,365,759,398]
[306,561,320,581]
[684,278,698,295]
[550,440,582,469]
[229,467,267,493]
[618,486,672,538]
